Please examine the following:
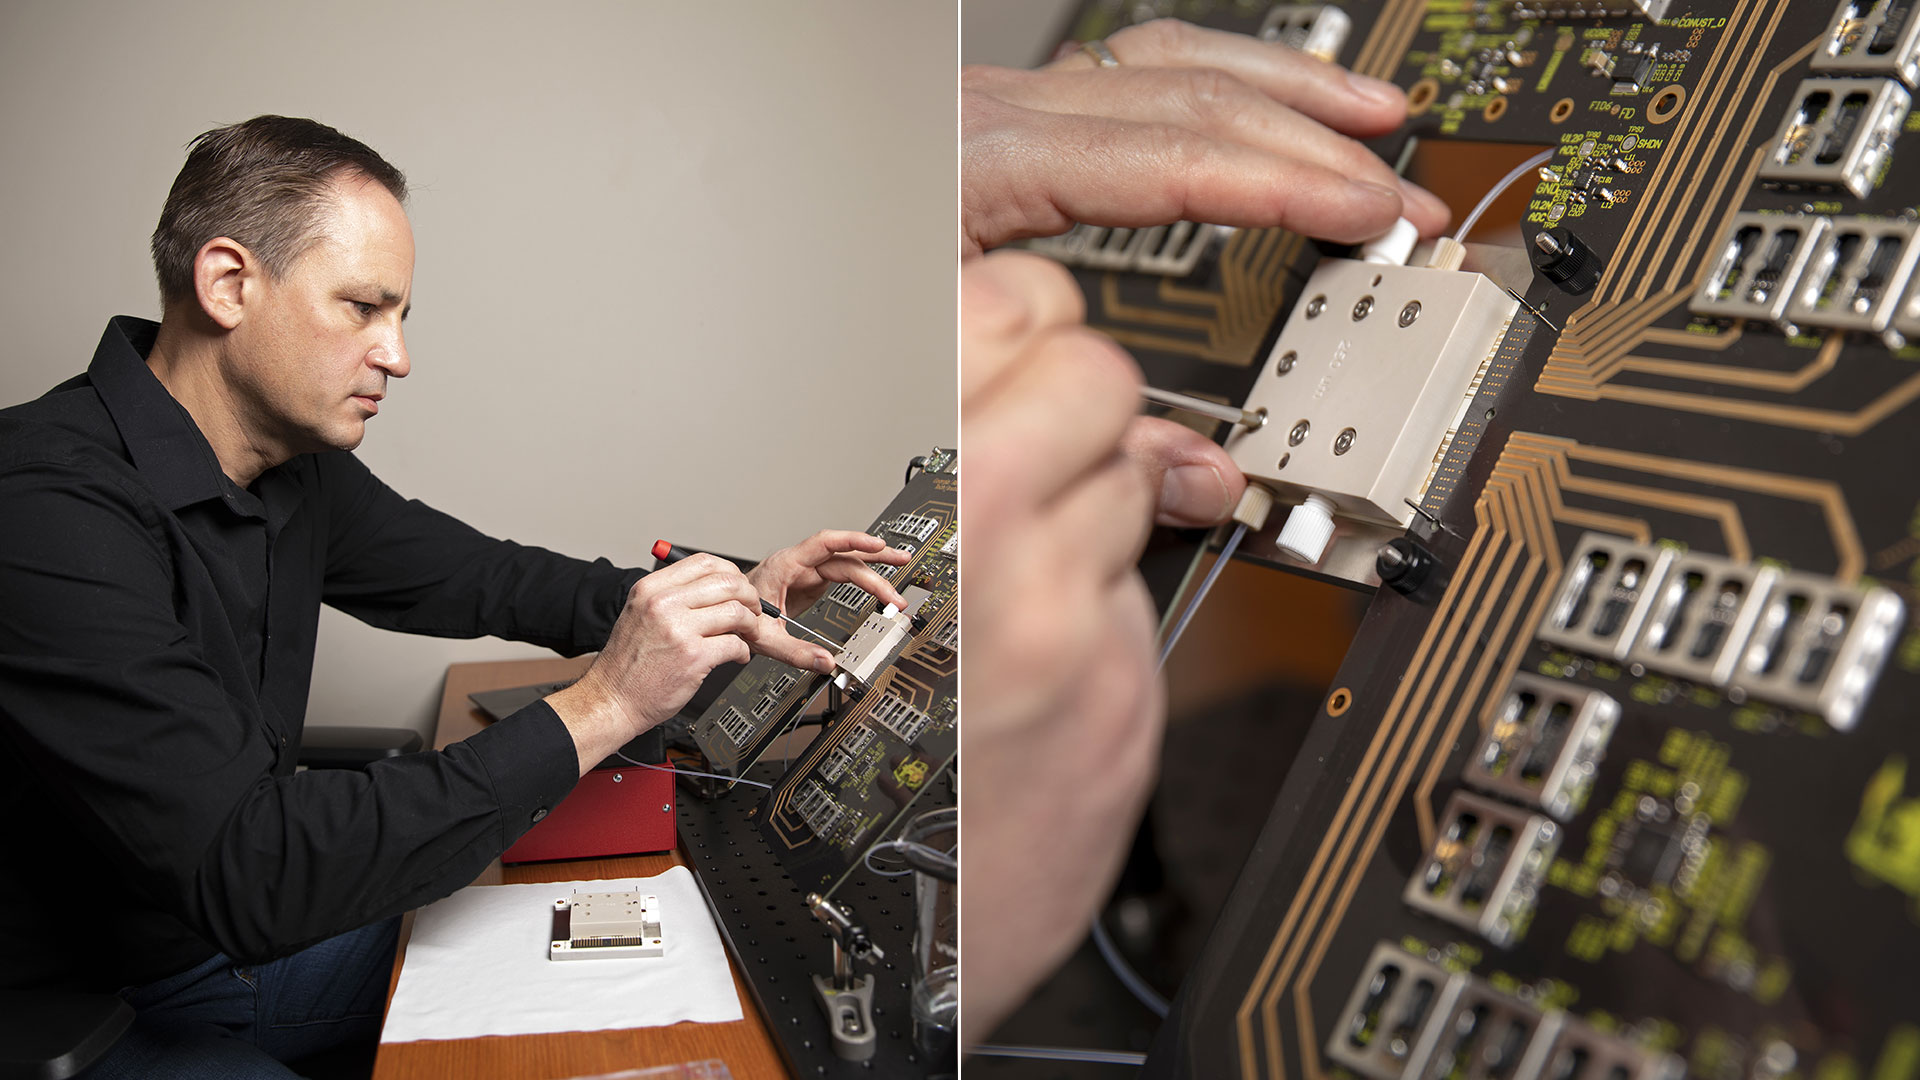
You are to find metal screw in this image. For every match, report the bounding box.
[1333,427,1356,455]
[1378,543,1407,569]
[1305,295,1326,318]
[1275,350,1297,374]
[613,773,623,783]
[1352,295,1374,321]
[662,804,673,813]
[1399,301,1421,327]
[1289,420,1311,446]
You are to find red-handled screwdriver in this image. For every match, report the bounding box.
[651,540,843,650]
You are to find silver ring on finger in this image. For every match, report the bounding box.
[1080,39,1120,68]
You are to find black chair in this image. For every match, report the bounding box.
[297,725,424,769]
[0,990,133,1080]
[2,726,423,1077]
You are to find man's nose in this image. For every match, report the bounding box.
[369,331,410,379]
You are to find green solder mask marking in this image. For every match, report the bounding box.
[1556,730,1787,1002]
[1846,757,1920,907]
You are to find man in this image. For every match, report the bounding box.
[960,19,1449,1035]
[0,116,907,1076]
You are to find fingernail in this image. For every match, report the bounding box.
[816,655,835,674]
[1161,465,1230,521]
[1346,71,1406,107]
[1356,181,1402,205]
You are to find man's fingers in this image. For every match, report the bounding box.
[965,95,1405,248]
[749,626,835,674]
[1030,21,1407,139]
[682,599,762,640]
[1121,415,1247,527]
[961,251,1088,390]
[1029,453,1157,588]
[963,319,1143,515]
[788,530,901,563]
[815,557,908,611]
[975,66,1407,205]
[635,566,760,614]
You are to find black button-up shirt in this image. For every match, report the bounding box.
[0,317,640,991]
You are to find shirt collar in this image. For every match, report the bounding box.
[88,315,266,519]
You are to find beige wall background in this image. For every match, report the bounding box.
[0,2,956,739]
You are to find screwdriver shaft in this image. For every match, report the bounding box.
[1140,386,1265,429]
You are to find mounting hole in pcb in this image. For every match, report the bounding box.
[1551,98,1575,123]
[1483,96,1508,123]
[1408,78,1439,116]
[1649,85,1686,124]
[1327,687,1353,717]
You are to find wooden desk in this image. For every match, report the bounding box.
[371,657,790,1080]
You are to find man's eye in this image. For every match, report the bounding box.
[352,301,378,317]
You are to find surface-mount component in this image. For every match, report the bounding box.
[1691,213,1832,324]
[1224,259,1517,528]
[1536,534,1676,662]
[549,890,664,961]
[1759,77,1911,198]
[1784,217,1920,336]
[1464,673,1620,822]
[1628,554,1781,687]
[1503,0,1671,19]
[1325,943,1465,1080]
[1730,571,1905,731]
[1812,0,1920,87]
[1404,792,1560,948]
[1257,4,1351,61]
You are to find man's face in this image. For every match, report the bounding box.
[226,173,414,458]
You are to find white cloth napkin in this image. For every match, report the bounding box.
[380,866,744,1042]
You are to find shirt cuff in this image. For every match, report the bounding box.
[463,698,581,844]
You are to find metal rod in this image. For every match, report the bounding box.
[1140,386,1265,429]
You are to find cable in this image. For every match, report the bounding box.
[1452,147,1556,244]
[1079,522,1249,1019]
[861,807,959,881]
[1091,918,1171,1018]
[971,1043,1147,1066]
[1157,520,1249,669]
[612,753,773,790]
[904,455,929,485]
[861,838,957,881]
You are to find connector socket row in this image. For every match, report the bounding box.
[1759,76,1909,198]
[1812,0,1920,88]
[1536,533,1906,730]
[1404,793,1559,948]
[1328,943,1684,1080]
[1465,674,1619,822]
[1021,221,1227,278]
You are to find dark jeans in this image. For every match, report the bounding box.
[79,916,400,1080]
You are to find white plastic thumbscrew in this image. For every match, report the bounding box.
[1360,217,1418,266]
[1276,494,1338,565]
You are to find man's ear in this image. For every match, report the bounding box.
[193,237,254,331]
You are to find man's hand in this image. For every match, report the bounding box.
[744,530,913,671]
[962,18,1449,256]
[961,251,1179,1036]
[547,553,764,775]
